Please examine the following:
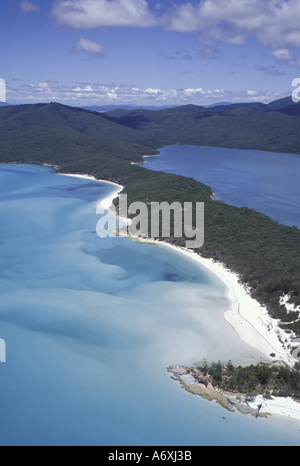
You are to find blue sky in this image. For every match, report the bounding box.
[2,0,300,106]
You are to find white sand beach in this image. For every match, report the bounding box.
[248,394,300,420]
[60,172,300,421]
[69,172,299,368]
[161,244,299,368]
[61,173,98,181]
[161,245,300,421]
[169,365,300,421]
[60,173,123,210]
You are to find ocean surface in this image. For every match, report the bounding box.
[144,145,300,228]
[0,163,299,446]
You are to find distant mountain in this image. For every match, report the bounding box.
[205,102,232,108]
[209,101,268,112]
[6,97,297,114]
[203,96,298,114]
[1,97,300,159]
[266,96,297,110]
[100,99,300,154]
[83,104,177,113]
[84,104,142,113]
[0,99,299,336]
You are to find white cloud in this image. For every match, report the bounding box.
[272,48,294,63]
[144,88,162,94]
[272,48,300,67]
[184,88,205,97]
[7,80,289,106]
[52,0,157,28]
[51,0,300,63]
[20,1,39,13]
[246,90,258,96]
[165,0,300,51]
[73,38,107,58]
[0,78,6,102]
[73,85,94,92]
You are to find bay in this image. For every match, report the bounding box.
[144,145,300,228]
[0,163,299,446]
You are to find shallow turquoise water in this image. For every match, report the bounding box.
[0,163,299,446]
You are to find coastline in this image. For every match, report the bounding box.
[168,365,300,421]
[75,169,299,368]
[147,241,299,368]
[59,172,123,211]
[131,154,160,166]
[58,169,300,421]
[193,251,296,367]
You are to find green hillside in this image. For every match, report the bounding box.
[0,100,300,344]
[103,103,300,154]
[0,103,157,165]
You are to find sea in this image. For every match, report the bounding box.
[0,158,299,446]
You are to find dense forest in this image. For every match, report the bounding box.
[0,99,300,342]
[196,360,300,399]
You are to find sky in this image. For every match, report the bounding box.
[1,0,300,106]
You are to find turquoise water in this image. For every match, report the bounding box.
[0,163,299,446]
[144,146,300,228]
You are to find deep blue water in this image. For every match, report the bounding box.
[144,146,300,228]
[0,163,299,446]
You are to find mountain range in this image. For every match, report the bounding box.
[2,96,300,163]
[0,97,300,336]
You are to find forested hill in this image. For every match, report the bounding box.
[0,100,300,344]
[101,96,300,154]
[1,96,300,159]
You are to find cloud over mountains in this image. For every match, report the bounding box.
[11,1,297,106]
[8,80,287,106]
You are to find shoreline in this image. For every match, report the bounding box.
[168,365,300,421]
[182,249,298,367]
[57,168,300,421]
[60,172,123,211]
[143,240,299,368]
